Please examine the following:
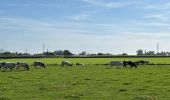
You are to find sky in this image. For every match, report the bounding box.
[1,0,170,54]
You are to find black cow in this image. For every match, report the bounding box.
[34,61,45,68]
[136,60,149,65]
[123,61,138,68]
[76,63,84,66]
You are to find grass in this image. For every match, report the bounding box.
[1,57,170,65]
[0,58,170,99]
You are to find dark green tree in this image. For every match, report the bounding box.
[136,49,143,55]
[63,50,73,55]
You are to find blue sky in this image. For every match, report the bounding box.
[1,0,170,54]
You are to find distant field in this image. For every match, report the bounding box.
[1,57,170,65]
[0,58,170,100]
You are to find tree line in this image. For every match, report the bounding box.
[1,48,170,57]
[136,49,170,56]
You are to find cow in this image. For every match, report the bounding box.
[16,62,29,71]
[136,60,149,65]
[34,61,45,68]
[123,60,138,68]
[61,61,73,67]
[76,63,84,66]
[110,60,124,68]
[0,62,17,71]
[0,63,2,69]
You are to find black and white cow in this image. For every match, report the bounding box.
[61,61,73,67]
[0,62,17,71]
[34,61,45,68]
[136,60,149,65]
[0,63,2,69]
[123,60,138,68]
[16,62,29,71]
[110,60,124,68]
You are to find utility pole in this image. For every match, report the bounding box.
[157,42,159,54]
[26,49,27,54]
[43,43,45,54]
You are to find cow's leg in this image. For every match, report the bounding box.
[5,67,7,71]
[130,64,133,68]
[117,65,120,69]
[10,67,13,71]
[24,66,26,70]
[34,65,37,68]
[123,62,126,68]
[1,66,4,71]
[131,64,137,68]
[25,65,29,71]
[123,64,126,68]
[16,66,19,70]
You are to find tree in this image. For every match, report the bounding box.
[44,52,55,56]
[136,49,143,55]
[122,53,128,56]
[79,51,86,55]
[97,53,103,55]
[54,50,63,55]
[3,51,11,55]
[63,50,73,55]
[146,51,155,55]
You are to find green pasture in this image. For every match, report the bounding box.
[0,58,170,100]
[1,57,170,65]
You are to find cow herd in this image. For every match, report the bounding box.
[110,60,149,68]
[0,61,45,71]
[0,60,149,71]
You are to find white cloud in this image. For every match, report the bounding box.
[145,3,170,10]
[7,3,61,8]
[81,0,135,9]
[1,17,170,54]
[69,14,89,21]
[145,14,169,22]
[67,11,99,21]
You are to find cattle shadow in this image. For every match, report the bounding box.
[64,93,84,99]
[7,76,21,80]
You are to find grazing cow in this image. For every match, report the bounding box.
[129,61,138,68]
[124,61,138,68]
[110,60,124,68]
[76,63,84,66]
[136,60,149,65]
[0,62,17,71]
[34,61,45,68]
[61,61,73,67]
[16,62,29,71]
[0,63,2,69]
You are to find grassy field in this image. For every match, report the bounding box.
[1,57,170,65]
[0,58,170,100]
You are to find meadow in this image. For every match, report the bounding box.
[0,57,170,100]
